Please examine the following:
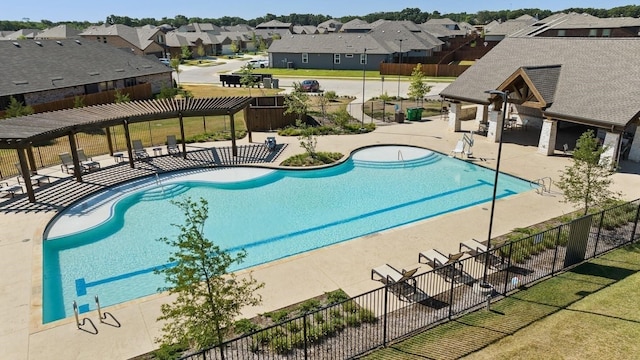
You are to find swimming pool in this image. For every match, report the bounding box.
[43,145,534,323]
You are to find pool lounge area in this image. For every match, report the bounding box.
[2,118,640,359]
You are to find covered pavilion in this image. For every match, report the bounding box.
[0,96,253,202]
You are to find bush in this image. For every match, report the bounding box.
[299,299,321,313]
[234,318,261,335]
[358,308,377,323]
[264,309,289,323]
[326,289,350,304]
[270,335,292,354]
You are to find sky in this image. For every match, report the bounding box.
[1,0,637,23]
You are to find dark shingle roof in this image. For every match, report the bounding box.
[440,37,640,129]
[521,65,561,104]
[0,39,171,98]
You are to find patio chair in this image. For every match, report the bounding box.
[77,149,101,172]
[132,140,149,160]
[58,152,77,174]
[0,181,23,198]
[166,135,180,155]
[14,163,49,186]
[371,264,428,302]
[418,249,464,282]
[460,239,505,269]
[265,136,277,151]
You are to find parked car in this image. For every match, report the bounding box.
[300,79,320,92]
[158,58,171,66]
[247,59,269,68]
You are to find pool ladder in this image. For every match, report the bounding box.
[72,295,121,334]
[531,177,552,195]
[398,149,405,167]
[155,171,165,195]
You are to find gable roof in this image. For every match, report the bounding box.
[440,37,640,129]
[268,33,387,54]
[80,24,162,51]
[35,25,81,39]
[0,39,171,98]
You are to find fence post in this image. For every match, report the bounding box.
[593,211,605,257]
[383,285,389,347]
[448,266,455,320]
[303,312,308,359]
[551,226,562,275]
[629,202,640,244]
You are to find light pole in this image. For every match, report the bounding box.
[361,47,367,129]
[396,39,404,99]
[482,89,509,287]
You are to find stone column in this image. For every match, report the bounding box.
[448,102,462,132]
[601,131,621,164]
[628,130,640,162]
[537,119,557,155]
[486,109,503,143]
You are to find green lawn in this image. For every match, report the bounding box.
[363,243,640,360]
[252,68,456,83]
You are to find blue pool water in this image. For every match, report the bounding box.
[43,146,534,323]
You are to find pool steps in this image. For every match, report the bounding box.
[353,152,440,169]
[138,183,190,201]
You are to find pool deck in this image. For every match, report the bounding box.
[2,116,640,359]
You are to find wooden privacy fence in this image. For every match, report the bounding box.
[30,83,152,114]
[379,63,470,77]
[245,96,298,131]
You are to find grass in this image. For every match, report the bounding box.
[251,68,456,82]
[362,243,640,360]
[180,84,282,97]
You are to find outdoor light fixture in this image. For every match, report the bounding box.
[481,89,509,289]
[396,38,404,99]
[361,47,367,129]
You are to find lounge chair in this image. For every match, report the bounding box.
[132,140,149,160]
[371,264,427,302]
[418,249,464,282]
[77,149,100,172]
[166,135,180,155]
[460,239,505,269]
[0,181,23,198]
[59,152,77,174]
[450,140,465,158]
[15,163,49,186]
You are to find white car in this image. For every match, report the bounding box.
[247,59,269,68]
[158,58,171,66]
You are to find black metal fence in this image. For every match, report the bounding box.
[179,199,640,360]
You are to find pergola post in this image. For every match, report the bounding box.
[17,147,35,202]
[179,113,186,159]
[105,126,114,156]
[26,146,37,173]
[123,119,135,168]
[246,107,252,143]
[230,111,237,157]
[67,132,83,182]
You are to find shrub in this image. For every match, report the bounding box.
[358,308,377,323]
[270,335,292,354]
[342,300,358,313]
[264,309,289,323]
[299,299,321,313]
[234,318,260,335]
[330,308,343,319]
[313,312,325,324]
[326,289,350,304]
[345,313,362,327]
[153,342,188,360]
[286,320,301,333]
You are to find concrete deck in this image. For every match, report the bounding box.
[1,116,639,360]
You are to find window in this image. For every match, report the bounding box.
[589,29,598,37]
[156,34,165,44]
[334,54,340,64]
[360,53,367,65]
[345,53,353,58]
[557,29,566,37]
[302,53,308,63]
[99,81,115,92]
[602,29,611,37]
[124,78,136,87]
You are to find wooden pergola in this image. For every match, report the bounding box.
[0,97,253,202]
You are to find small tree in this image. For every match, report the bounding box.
[296,120,318,159]
[73,95,85,108]
[156,197,264,350]
[332,107,352,129]
[113,89,130,103]
[557,130,620,215]
[180,45,192,60]
[196,44,205,59]
[230,40,240,55]
[407,63,431,107]
[239,63,258,97]
[170,57,182,85]
[4,97,34,118]
[283,82,310,122]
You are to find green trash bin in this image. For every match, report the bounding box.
[406,107,423,121]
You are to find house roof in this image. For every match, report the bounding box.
[485,16,538,36]
[256,20,291,29]
[268,33,387,54]
[0,39,171,98]
[440,37,640,130]
[80,24,161,51]
[1,29,41,40]
[35,25,81,39]
[293,25,318,34]
[368,21,443,50]
[0,97,253,148]
[165,31,220,47]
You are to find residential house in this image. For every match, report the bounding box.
[483,15,538,41]
[0,29,41,40]
[79,24,166,57]
[165,31,219,58]
[317,19,343,33]
[510,12,640,38]
[0,39,172,112]
[440,37,640,163]
[293,25,319,35]
[34,25,81,40]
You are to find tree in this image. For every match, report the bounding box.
[196,44,205,58]
[170,57,182,85]
[156,197,264,350]
[296,120,318,159]
[180,45,192,60]
[113,89,130,103]
[407,63,431,107]
[283,82,310,122]
[73,95,85,108]
[4,97,34,118]
[557,130,620,215]
[238,63,258,97]
[230,40,240,55]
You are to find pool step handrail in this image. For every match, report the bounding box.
[95,295,121,327]
[155,172,165,195]
[397,149,405,166]
[531,177,552,194]
[72,300,98,334]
